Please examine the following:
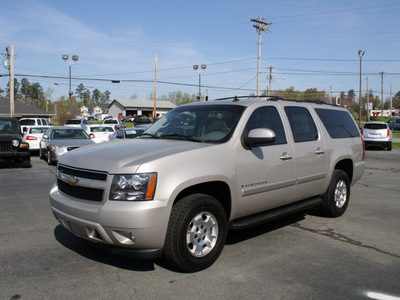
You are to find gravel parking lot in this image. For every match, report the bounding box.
[1,151,399,300]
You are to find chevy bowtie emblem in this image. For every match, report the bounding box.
[66,176,79,186]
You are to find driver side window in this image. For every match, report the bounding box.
[245,106,287,145]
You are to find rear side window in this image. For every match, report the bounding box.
[364,123,387,130]
[285,107,318,143]
[315,109,360,138]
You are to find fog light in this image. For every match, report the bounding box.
[112,231,136,245]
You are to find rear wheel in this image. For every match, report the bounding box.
[163,194,227,272]
[322,170,350,217]
[387,142,392,151]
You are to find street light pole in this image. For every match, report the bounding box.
[193,64,206,100]
[358,50,365,128]
[62,54,79,117]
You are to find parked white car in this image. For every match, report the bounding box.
[20,118,51,133]
[22,126,52,151]
[361,121,392,151]
[83,125,115,143]
[103,118,125,131]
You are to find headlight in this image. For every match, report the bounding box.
[12,140,20,147]
[50,145,65,153]
[109,173,157,201]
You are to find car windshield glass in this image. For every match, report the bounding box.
[364,123,387,130]
[0,120,20,132]
[65,120,81,125]
[51,129,90,139]
[125,130,141,138]
[142,104,245,143]
[30,127,49,134]
[104,120,118,124]
[91,126,113,132]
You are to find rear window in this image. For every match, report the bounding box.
[364,123,388,130]
[65,120,82,125]
[20,119,36,125]
[104,120,118,124]
[315,109,360,138]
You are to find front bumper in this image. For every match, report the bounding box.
[50,186,169,258]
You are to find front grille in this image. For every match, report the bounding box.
[58,165,108,181]
[57,165,108,201]
[0,140,12,152]
[58,179,104,201]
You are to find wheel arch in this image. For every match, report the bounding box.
[334,159,354,184]
[173,181,232,220]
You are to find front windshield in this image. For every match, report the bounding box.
[142,104,245,143]
[0,119,20,132]
[51,129,90,140]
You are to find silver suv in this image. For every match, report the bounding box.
[50,96,365,272]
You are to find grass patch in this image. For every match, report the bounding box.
[392,142,400,149]
[393,132,400,138]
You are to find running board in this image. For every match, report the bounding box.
[229,197,322,230]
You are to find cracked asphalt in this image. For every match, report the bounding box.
[1,151,399,300]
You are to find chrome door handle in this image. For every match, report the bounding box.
[315,148,325,155]
[280,152,293,161]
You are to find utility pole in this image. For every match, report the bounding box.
[380,71,384,117]
[250,17,272,96]
[5,46,15,117]
[390,84,392,117]
[267,66,274,96]
[367,77,370,122]
[154,55,157,120]
[358,50,365,128]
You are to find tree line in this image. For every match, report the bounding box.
[1,79,400,120]
[0,79,111,119]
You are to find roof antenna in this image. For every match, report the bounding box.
[233,96,239,102]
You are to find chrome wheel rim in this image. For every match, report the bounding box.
[186,212,219,257]
[335,180,347,208]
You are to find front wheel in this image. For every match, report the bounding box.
[47,150,53,165]
[163,194,227,272]
[321,170,350,217]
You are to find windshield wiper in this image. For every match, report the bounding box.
[159,134,204,143]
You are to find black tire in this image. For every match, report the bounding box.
[47,150,53,165]
[20,157,31,168]
[39,148,44,160]
[163,194,227,272]
[387,142,392,151]
[322,170,350,217]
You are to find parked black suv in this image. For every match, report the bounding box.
[0,117,31,168]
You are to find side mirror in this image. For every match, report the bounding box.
[243,128,276,148]
[43,134,48,139]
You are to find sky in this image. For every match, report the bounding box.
[1,0,400,103]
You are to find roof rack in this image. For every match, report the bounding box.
[214,95,338,106]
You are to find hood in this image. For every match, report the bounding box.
[59,138,211,174]
[0,131,22,139]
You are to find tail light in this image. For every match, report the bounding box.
[387,129,390,137]
[360,129,363,136]
[26,136,37,140]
